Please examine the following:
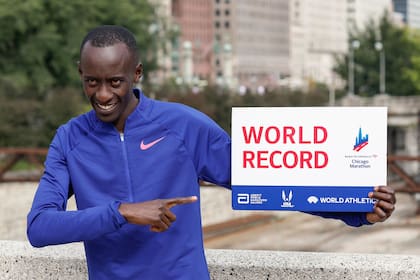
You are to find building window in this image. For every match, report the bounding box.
[225,21,230,28]
[215,9,220,16]
[388,126,406,153]
[215,21,220,28]
[225,9,230,16]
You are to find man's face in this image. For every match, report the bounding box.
[78,42,142,130]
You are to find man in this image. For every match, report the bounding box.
[27,25,396,279]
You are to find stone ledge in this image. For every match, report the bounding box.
[207,249,420,279]
[1,240,420,280]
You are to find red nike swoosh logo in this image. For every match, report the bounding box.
[140,137,165,150]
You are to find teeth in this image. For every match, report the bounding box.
[97,103,116,110]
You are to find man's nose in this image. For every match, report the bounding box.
[95,83,113,103]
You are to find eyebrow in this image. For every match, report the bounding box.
[82,75,125,79]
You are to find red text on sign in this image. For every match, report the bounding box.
[242,126,328,145]
[243,150,328,169]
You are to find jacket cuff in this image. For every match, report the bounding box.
[360,213,373,225]
[110,201,128,227]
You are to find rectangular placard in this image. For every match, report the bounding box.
[231,107,387,212]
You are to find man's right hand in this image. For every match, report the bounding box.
[118,196,198,232]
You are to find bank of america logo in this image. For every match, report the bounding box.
[353,127,368,152]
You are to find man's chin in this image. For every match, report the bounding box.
[95,112,117,124]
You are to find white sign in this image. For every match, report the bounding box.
[231,107,387,211]
[232,107,387,187]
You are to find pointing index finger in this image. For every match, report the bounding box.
[165,196,198,208]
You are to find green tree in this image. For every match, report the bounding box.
[0,0,161,94]
[149,83,329,135]
[0,0,167,146]
[334,12,420,96]
[401,29,420,93]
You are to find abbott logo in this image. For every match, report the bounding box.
[237,193,249,204]
[307,196,319,204]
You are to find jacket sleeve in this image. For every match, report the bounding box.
[197,125,231,189]
[27,130,127,248]
[305,211,372,227]
[183,110,231,189]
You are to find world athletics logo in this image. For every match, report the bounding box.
[353,127,368,152]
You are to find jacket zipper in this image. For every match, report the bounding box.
[120,132,134,202]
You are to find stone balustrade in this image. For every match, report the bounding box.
[1,240,420,280]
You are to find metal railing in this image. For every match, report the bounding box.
[0,148,48,182]
[387,155,420,193]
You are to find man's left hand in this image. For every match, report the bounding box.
[366,186,396,224]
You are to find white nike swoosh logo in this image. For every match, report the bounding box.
[140,137,165,150]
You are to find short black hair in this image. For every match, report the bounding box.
[80,25,139,61]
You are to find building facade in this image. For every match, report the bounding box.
[289,0,392,90]
[151,0,394,91]
[348,0,393,30]
[227,0,290,91]
[393,0,420,29]
[171,0,214,85]
[292,0,348,88]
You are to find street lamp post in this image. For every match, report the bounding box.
[374,41,386,94]
[348,40,360,96]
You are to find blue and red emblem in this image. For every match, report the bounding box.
[353,127,368,152]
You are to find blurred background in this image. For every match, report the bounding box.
[1,0,420,255]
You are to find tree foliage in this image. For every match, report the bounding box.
[148,84,329,134]
[0,0,160,94]
[334,12,420,96]
[0,0,165,146]
[0,0,332,147]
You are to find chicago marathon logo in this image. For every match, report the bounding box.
[353,127,368,152]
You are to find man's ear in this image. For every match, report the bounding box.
[77,61,82,76]
[134,63,143,83]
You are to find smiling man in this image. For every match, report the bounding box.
[27,25,396,280]
[78,32,141,131]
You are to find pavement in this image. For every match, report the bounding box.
[204,192,420,255]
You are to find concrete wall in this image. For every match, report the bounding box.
[1,240,420,280]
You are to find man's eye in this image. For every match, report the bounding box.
[85,79,97,86]
[111,79,122,87]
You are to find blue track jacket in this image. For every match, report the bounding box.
[27,89,371,279]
